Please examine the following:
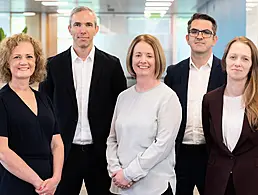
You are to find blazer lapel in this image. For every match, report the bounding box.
[211,86,232,154]
[64,48,77,109]
[207,56,222,92]
[180,58,190,108]
[88,48,103,104]
[233,113,251,154]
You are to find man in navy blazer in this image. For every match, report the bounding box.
[164,13,225,195]
[39,6,127,195]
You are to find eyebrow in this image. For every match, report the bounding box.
[12,53,34,56]
[229,53,251,58]
[73,21,94,25]
[191,28,212,31]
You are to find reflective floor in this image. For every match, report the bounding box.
[79,185,200,195]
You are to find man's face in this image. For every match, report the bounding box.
[186,19,218,54]
[68,10,99,49]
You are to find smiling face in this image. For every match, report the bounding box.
[186,19,218,55]
[132,41,156,79]
[8,41,36,82]
[226,41,252,82]
[68,10,99,50]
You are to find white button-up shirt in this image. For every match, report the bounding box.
[71,46,95,145]
[183,55,213,145]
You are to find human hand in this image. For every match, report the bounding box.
[33,177,44,192]
[35,177,59,195]
[112,169,133,189]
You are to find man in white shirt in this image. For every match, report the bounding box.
[164,13,225,195]
[39,6,127,195]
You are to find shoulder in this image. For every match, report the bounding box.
[158,83,180,101]
[117,86,134,99]
[0,84,11,99]
[47,48,70,67]
[204,85,224,101]
[213,55,221,64]
[95,48,120,63]
[33,88,51,106]
[166,58,189,73]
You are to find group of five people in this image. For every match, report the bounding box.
[0,5,257,195]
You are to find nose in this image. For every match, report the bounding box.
[139,56,147,63]
[19,57,28,65]
[196,32,203,39]
[80,24,87,33]
[234,58,241,67]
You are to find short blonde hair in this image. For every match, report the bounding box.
[126,34,166,79]
[0,33,46,84]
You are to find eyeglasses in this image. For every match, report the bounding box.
[188,28,214,38]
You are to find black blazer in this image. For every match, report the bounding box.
[164,55,225,155]
[39,47,127,162]
[202,86,258,195]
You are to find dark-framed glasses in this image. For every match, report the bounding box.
[188,28,214,38]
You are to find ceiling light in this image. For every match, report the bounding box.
[42,1,68,6]
[144,10,167,14]
[57,9,72,14]
[35,0,57,1]
[145,2,172,6]
[246,2,258,7]
[146,0,174,2]
[145,6,169,11]
[23,12,36,16]
[144,10,167,18]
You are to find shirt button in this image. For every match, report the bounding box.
[230,156,234,160]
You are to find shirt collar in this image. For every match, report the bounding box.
[189,54,213,69]
[70,46,95,63]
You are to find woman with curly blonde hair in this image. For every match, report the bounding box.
[0,33,64,195]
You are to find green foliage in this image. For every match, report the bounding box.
[22,26,28,33]
[0,27,7,42]
[0,26,28,42]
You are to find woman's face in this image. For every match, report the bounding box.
[132,41,156,78]
[8,41,36,82]
[226,41,252,82]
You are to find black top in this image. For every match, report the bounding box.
[0,84,59,194]
[0,84,59,159]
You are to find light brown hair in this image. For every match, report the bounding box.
[126,34,166,79]
[222,36,258,131]
[0,33,46,84]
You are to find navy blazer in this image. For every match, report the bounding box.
[202,86,258,195]
[39,47,127,163]
[164,55,226,155]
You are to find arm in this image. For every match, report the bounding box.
[106,102,122,177]
[50,134,64,183]
[36,135,64,195]
[202,94,211,153]
[123,93,182,181]
[0,98,42,189]
[0,137,43,189]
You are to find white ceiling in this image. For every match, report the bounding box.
[0,0,198,14]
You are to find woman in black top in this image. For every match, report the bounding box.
[0,33,64,195]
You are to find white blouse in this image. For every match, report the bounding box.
[222,95,245,152]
